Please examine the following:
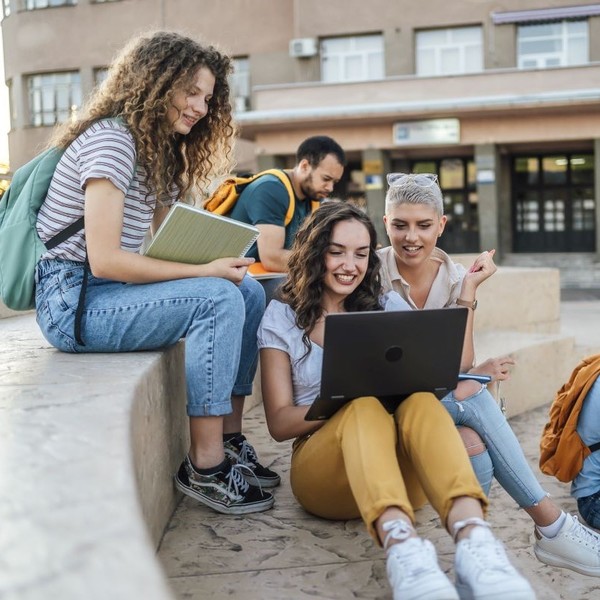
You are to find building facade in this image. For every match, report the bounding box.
[2,0,600,266]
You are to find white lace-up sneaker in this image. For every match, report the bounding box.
[455,526,535,600]
[386,537,459,600]
[534,513,600,576]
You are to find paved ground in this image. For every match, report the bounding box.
[157,295,600,599]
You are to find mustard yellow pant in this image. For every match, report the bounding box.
[290,393,488,544]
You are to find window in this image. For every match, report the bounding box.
[231,57,250,112]
[512,153,595,252]
[28,72,81,126]
[517,20,588,69]
[3,0,11,18]
[320,34,384,83]
[94,67,109,87]
[416,26,482,76]
[22,0,76,8]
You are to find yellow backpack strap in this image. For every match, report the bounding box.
[255,169,296,226]
[259,170,321,224]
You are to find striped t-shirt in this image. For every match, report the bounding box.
[37,118,176,262]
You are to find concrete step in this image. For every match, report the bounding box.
[0,314,179,600]
[502,252,600,289]
[475,329,576,418]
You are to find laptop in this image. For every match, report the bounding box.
[304,307,468,421]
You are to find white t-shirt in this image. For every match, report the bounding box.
[257,293,411,407]
[37,118,176,262]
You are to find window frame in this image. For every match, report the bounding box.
[415,25,483,77]
[320,33,384,83]
[517,18,589,69]
[27,70,82,127]
[21,0,76,10]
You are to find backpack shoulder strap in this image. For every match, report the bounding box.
[253,169,296,226]
[254,170,320,224]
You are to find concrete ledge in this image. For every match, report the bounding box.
[451,256,561,334]
[475,329,575,418]
[0,314,178,600]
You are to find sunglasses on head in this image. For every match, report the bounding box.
[386,173,438,188]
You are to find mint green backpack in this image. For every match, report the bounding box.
[0,147,84,311]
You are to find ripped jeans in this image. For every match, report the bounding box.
[441,385,547,508]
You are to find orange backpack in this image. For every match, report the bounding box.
[203,169,318,275]
[204,169,297,224]
[539,354,600,482]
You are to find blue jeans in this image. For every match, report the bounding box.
[35,259,265,417]
[441,385,547,508]
[578,490,600,529]
[466,441,494,496]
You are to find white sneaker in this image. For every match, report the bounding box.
[534,512,600,576]
[386,537,459,600]
[455,526,535,600]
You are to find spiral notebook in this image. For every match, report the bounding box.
[144,202,259,264]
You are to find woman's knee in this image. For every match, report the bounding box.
[346,396,385,415]
[239,275,266,312]
[397,392,445,421]
[458,426,487,457]
[209,278,246,313]
[454,380,485,401]
[336,397,392,431]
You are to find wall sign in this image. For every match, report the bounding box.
[393,118,460,146]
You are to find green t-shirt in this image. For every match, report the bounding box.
[228,174,312,261]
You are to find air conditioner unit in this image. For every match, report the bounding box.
[289,38,318,58]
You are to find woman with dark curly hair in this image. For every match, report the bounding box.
[258,201,534,599]
[35,31,276,515]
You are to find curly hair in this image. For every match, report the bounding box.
[49,30,235,203]
[280,201,383,355]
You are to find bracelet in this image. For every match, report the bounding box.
[456,298,477,310]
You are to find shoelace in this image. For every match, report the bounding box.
[452,517,490,542]
[236,438,259,467]
[225,462,265,499]
[382,519,416,550]
[569,515,600,547]
[465,535,512,573]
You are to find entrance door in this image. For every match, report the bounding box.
[512,153,596,252]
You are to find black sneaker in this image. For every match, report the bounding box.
[224,434,281,488]
[174,455,274,515]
